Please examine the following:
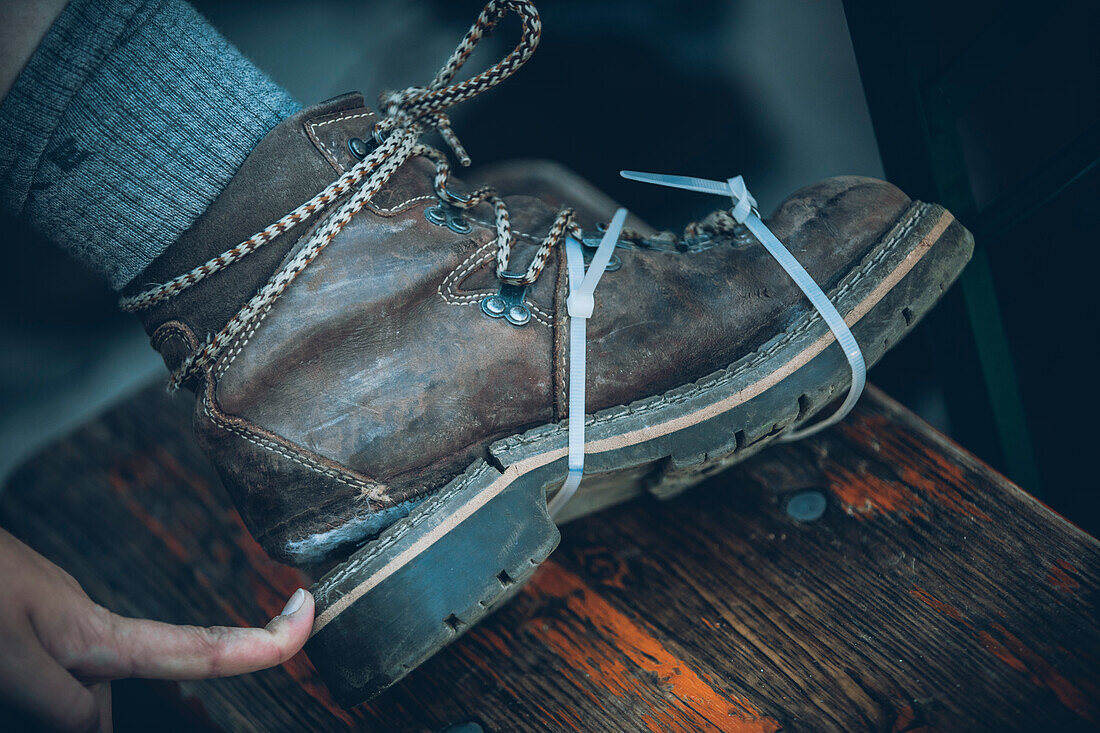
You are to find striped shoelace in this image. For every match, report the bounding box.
[120,0,582,391]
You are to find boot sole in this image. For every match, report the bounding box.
[305,201,973,706]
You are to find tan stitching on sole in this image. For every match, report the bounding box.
[497,202,931,449]
[311,205,953,634]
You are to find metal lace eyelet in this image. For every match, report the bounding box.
[581,250,621,272]
[505,304,531,326]
[425,203,473,234]
[580,236,625,270]
[731,225,755,246]
[481,294,506,317]
[434,182,471,208]
[425,205,449,226]
[347,137,372,160]
[480,282,531,327]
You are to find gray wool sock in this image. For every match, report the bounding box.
[0,0,300,290]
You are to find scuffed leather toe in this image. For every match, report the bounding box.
[582,176,911,412]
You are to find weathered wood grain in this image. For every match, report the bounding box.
[1,383,1096,732]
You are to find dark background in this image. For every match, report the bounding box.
[2,0,1096,540]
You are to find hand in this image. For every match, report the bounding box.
[0,528,314,731]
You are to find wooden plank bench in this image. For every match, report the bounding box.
[1,383,1096,731]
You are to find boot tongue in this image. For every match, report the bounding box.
[123,93,377,367]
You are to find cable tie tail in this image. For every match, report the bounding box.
[550,208,628,519]
[619,170,868,440]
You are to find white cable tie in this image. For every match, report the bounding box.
[620,170,866,441]
[548,207,628,518]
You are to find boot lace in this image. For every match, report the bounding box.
[119,0,581,391]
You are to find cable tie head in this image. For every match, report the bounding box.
[567,291,594,318]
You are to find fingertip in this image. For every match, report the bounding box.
[271,587,314,624]
[277,587,311,619]
[266,588,314,660]
[291,588,316,627]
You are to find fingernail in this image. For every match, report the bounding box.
[280,588,307,617]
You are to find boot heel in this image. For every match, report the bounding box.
[305,460,559,707]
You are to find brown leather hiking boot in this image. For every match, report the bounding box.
[121,0,972,706]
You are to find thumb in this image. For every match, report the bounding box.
[83,588,314,681]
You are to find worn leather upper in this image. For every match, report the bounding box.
[133,94,910,562]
